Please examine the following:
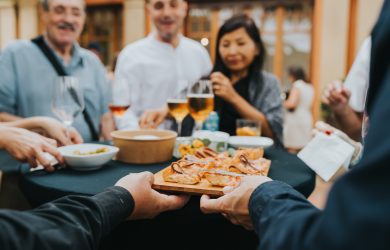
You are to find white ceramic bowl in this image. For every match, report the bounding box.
[58,143,119,171]
[192,130,230,152]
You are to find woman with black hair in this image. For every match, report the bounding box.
[283,66,313,152]
[211,14,284,146]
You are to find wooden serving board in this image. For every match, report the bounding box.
[152,167,224,197]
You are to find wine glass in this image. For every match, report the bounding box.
[109,78,131,118]
[51,76,85,135]
[187,80,214,132]
[167,81,189,136]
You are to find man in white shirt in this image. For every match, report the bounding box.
[115,0,212,131]
[322,37,371,141]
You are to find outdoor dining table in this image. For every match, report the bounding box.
[19,147,315,250]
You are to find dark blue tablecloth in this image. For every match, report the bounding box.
[19,147,315,250]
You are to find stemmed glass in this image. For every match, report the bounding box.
[109,78,131,118]
[187,80,214,131]
[51,76,85,136]
[167,81,189,136]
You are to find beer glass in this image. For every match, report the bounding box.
[187,80,214,131]
[167,85,189,136]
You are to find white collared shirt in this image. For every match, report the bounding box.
[114,33,212,129]
[344,37,371,113]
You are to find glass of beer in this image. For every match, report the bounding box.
[109,78,131,118]
[236,119,261,136]
[167,87,189,136]
[187,80,214,131]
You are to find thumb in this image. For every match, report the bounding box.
[141,171,154,185]
[157,193,190,211]
[223,185,234,194]
[200,194,224,214]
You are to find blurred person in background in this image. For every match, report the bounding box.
[283,66,313,153]
[199,2,390,249]
[322,37,371,141]
[211,14,284,146]
[114,0,212,131]
[0,0,115,142]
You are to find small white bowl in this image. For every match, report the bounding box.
[192,130,230,152]
[58,143,119,171]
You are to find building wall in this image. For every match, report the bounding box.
[318,0,350,89]
[18,0,39,40]
[355,0,383,51]
[0,0,17,50]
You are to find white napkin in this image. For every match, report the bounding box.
[31,152,59,172]
[298,133,355,182]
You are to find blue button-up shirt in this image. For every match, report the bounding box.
[0,39,110,141]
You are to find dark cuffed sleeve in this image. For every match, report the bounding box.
[0,186,134,250]
[249,181,320,250]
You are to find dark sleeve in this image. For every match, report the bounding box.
[249,43,390,249]
[0,186,134,250]
[250,168,390,250]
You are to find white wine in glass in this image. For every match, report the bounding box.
[187,80,214,131]
[167,98,188,135]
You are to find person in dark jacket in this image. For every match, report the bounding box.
[211,14,283,146]
[200,1,390,249]
[0,126,188,250]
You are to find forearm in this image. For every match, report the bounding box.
[333,107,363,140]
[0,186,134,250]
[230,95,274,138]
[0,112,22,122]
[2,117,43,130]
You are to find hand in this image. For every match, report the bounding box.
[100,112,115,141]
[200,175,272,230]
[322,81,351,115]
[0,126,63,171]
[34,117,83,145]
[210,72,239,102]
[115,172,190,220]
[139,106,169,129]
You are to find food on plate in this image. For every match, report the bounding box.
[177,138,209,157]
[162,147,271,187]
[73,147,109,156]
[162,161,202,185]
[203,171,243,187]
